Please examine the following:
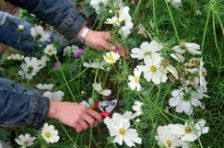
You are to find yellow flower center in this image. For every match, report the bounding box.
[45,131,52,139]
[23,140,29,145]
[119,128,126,135]
[150,66,157,72]
[48,48,53,54]
[184,126,192,134]
[106,55,115,62]
[144,51,152,56]
[133,76,139,83]
[166,140,173,147]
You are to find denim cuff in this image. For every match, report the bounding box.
[0,90,49,128]
[28,96,49,128]
[57,11,85,41]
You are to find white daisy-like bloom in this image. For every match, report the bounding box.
[105,6,133,38]
[170,45,186,63]
[132,101,144,116]
[168,87,208,115]
[131,40,163,60]
[18,57,46,80]
[36,83,54,91]
[128,68,142,91]
[15,133,36,148]
[171,42,201,63]
[138,54,168,84]
[92,82,111,96]
[122,111,137,120]
[83,60,107,70]
[169,119,209,142]
[167,0,182,9]
[44,44,57,56]
[155,125,182,148]
[41,123,60,144]
[7,54,24,61]
[18,25,24,32]
[90,0,109,14]
[30,25,50,42]
[103,51,120,64]
[42,91,64,101]
[104,113,142,147]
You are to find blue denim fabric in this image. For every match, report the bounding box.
[7,0,85,40]
[0,11,64,55]
[0,77,49,128]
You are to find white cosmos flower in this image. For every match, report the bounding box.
[155,125,182,148]
[7,54,24,61]
[169,119,209,142]
[131,40,163,60]
[90,0,109,14]
[106,6,133,38]
[132,101,143,116]
[42,91,64,101]
[104,113,142,147]
[138,54,168,84]
[41,123,60,144]
[168,87,208,115]
[103,51,120,64]
[30,25,50,42]
[44,44,57,56]
[128,68,142,91]
[83,59,107,70]
[15,133,36,148]
[122,111,138,120]
[92,82,111,96]
[18,57,46,80]
[36,83,54,91]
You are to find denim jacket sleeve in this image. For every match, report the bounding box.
[0,11,63,54]
[0,77,49,128]
[7,0,85,40]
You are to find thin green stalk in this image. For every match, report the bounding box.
[54,55,76,101]
[201,10,211,51]
[60,122,75,145]
[133,0,142,18]
[59,68,88,90]
[164,0,180,42]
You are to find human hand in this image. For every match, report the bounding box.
[48,101,103,132]
[77,26,128,56]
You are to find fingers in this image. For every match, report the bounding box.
[87,109,103,122]
[103,42,116,51]
[83,114,95,128]
[75,123,83,133]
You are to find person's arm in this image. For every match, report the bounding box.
[0,76,102,131]
[0,90,49,128]
[6,0,85,41]
[6,0,127,53]
[0,11,63,54]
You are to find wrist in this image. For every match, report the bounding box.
[47,101,58,119]
[77,25,91,44]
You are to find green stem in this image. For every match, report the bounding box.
[54,55,76,101]
[164,0,180,42]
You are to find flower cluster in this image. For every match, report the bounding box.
[90,0,133,38]
[155,119,209,148]
[15,123,59,147]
